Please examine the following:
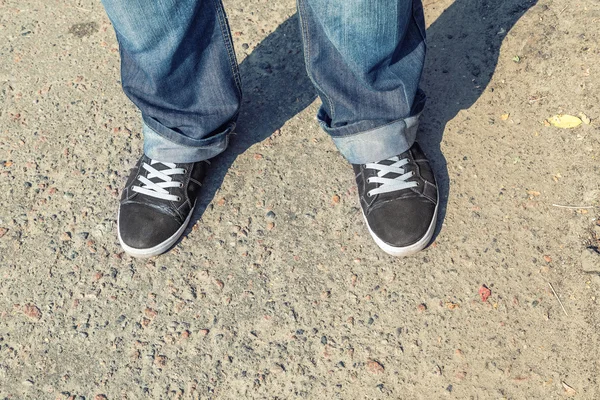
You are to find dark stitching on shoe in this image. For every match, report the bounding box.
[125,157,148,200]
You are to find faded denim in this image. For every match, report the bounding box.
[101,0,426,164]
[101,0,241,162]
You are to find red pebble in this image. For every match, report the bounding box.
[479,285,492,302]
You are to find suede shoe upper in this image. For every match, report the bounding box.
[118,155,208,255]
[353,142,438,250]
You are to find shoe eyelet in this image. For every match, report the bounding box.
[179,183,184,188]
[367,178,372,184]
[182,169,187,174]
[366,192,373,198]
[176,196,181,202]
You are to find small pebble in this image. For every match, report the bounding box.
[531,300,539,307]
[270,364,285,374]
[23,304,42,320]
[154,355,167,367]
[60,232,72,241]
[321,336,328,345]
[366,360,385,374]
[271,364,285,374]
[265,211,276,219]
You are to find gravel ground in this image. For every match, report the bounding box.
[1,0,600,398]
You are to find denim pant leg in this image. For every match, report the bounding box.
[297,0,427,164]
[101,0,242,162]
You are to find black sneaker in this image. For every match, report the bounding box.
[117,155,209,258]
[353,142,438,257]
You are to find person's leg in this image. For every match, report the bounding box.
[298,0,438,256]
[101,0,242,162]
[101,0,241,257]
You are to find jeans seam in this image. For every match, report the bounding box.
[330,118,408,139]
[144,121,230,149]
[212,0,242,101]
[412,0,427,47]
[324,108,422,139]
[297,0,335,122]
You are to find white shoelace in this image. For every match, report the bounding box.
[132,160,186,201]
[365,156,418,197]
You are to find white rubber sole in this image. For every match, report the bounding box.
[362,198,439,257]
[117,204,195,258]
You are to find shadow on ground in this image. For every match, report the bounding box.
[182,16,317,238]
[420,0,537,240]
[182,0,538,243]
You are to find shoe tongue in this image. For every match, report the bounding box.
[149,160,173,170]
[144,160,176,183]
[378,159,396,166]
[368,158,417,194]
[374,159,403,180]
[152,160,183,174]
[382,172,401,180]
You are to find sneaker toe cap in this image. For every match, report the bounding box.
[366,197,437,248]
[118,204,183,250]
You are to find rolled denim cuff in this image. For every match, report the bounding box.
[142,118,233,163]
[327,112,421,164]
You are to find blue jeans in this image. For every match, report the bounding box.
[101,0,426,164]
